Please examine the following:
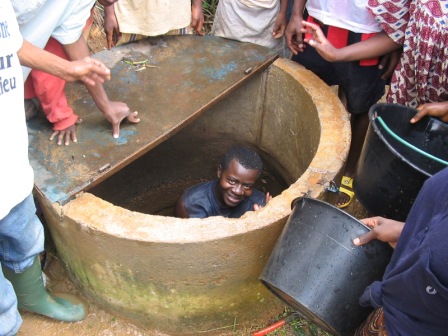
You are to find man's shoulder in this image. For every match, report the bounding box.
[184,180,215,198]
[183,180,217,218]
[184,180,215,207]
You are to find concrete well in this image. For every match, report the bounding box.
[34,54,349,334]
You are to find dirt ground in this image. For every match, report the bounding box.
[19,7,372,336]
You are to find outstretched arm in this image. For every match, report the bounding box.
[411,102,448,124]
[174,195,190,218]
[285,0,306,54]
[302,21,401,62]
[272,0,288,39]
[63,36,140,139]
[18,40,110,86]
[354,216,404,248]
[191,0,205,36]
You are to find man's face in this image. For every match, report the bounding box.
[215,159,259,207]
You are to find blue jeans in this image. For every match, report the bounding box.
[0,193,45,336]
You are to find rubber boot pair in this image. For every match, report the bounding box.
[2,256,87,322]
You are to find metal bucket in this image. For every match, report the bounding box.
[259,197,393,336]
[355,103,448,221]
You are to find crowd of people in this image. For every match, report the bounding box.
[1,0,447,335]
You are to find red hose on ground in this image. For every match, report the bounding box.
[252,312,300,336]
[252,319,287,336]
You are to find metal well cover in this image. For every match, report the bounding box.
[27,35,277,204]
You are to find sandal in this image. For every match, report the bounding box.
[337,176,355,209]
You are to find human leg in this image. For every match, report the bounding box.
[0,194,43,335]
[292,24,386,207]
[336,112,370,207]
[24,38,79,131]
[0,194,87,324]
[334,61,385,208]
[0,267,22,336]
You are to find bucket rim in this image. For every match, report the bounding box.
[368,103,440,178]
[291,196,372,232]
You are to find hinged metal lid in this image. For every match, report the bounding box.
[28,35,277,204]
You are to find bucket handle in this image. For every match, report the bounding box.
[376,116,448,166]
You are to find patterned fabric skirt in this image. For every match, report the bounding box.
[355,307,388,336]
[368,0,448,107]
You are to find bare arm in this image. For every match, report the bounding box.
[63,37,140,138]
[18,40,110,86]
[411,102,448,124]
[285,0,306,54]
[174,195,190,218]
[103,4,120,48]
[272,0,288,39]
[302,21,401,62]
[279,0,289,16]
[354,216,405,248]
[191,0,205,35]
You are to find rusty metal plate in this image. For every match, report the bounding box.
[28,35,277,205]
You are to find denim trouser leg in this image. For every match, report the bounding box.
[0,193,45,335]
[0,266,22,336]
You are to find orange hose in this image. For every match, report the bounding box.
[252,319,286,336]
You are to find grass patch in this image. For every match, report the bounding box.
[248,308,333,336]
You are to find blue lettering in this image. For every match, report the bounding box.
[0,54,13,70]
[0,76,17,95]
[0,21,9,38]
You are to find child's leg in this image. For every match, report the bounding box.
[335,61,385,207]
[25,38,78,131]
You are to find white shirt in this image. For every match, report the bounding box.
[0,0,34,219]
[306,0,382,33]
[12,0,95,79]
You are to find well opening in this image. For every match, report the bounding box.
[90,59,321,217]
[89,129,291,217]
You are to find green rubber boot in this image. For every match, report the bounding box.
[2,257,87,322]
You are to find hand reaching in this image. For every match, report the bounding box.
[285,15,306,54]
[300,21,339,61]
[272,13,287,39]
[378,49,402,80]
[100,101,140,138]
[253,192,272,211]
[353,216,404,248]
[410,102,448,124]
[49,118,82,146]
[64,57,111,86]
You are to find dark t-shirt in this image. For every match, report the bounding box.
[182,180,266,218]
[365,166,448,335]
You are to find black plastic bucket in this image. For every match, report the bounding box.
[259,197,392,336]
[355,103,448,221]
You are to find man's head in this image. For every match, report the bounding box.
[215,146,263,208]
